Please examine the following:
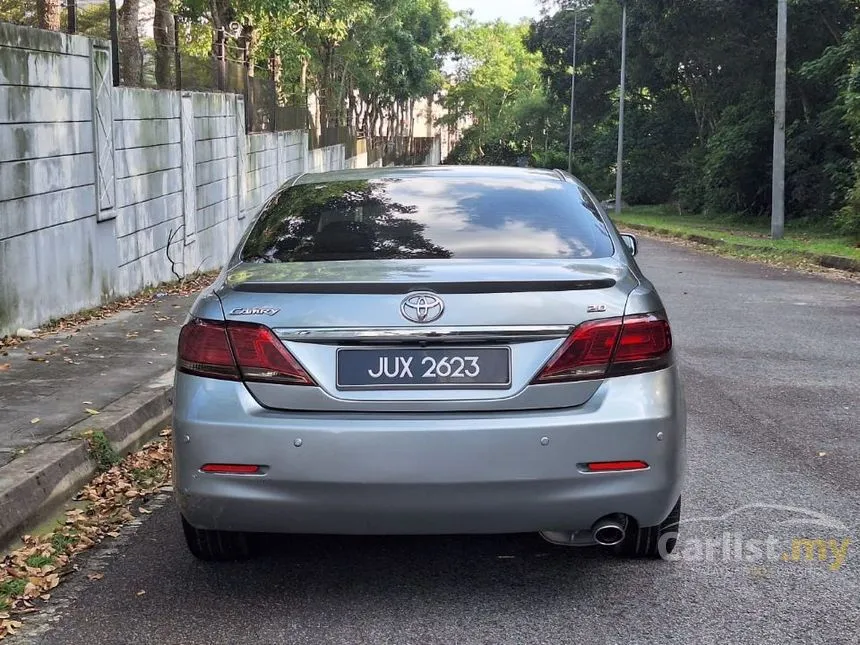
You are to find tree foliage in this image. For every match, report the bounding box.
[442,19,547,162]
[170,0,453,134]
[445,0,860,240]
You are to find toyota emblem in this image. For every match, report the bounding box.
[400,292,444,324]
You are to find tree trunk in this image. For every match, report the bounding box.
[239,25,257,77]
[394,103,401,139]
[364,97,374,138]
[118,0,142,86]
[271,54,283,105]
[408,98,415,147]
[153,0,174,89]
[36,0,61,30]
[370,97,381,137]
[347,82,357,130]
[300,57,308,96]
[208,0,231,31]
[318,43,336,130]
[396,102,402,139]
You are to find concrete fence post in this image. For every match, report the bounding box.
[300,130,309,173]
[277,131,288,185]
[235,95,248,220]
[179,92,197,266]
[89,39,116,222]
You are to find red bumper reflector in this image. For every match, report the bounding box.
[200,464,261,474]
[585,460,649,472]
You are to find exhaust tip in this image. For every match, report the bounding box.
[592,515,627,546]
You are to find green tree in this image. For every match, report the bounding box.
[521,0,860,225]
[442,19,546,159]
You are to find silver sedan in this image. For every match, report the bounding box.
[172,166,685,560]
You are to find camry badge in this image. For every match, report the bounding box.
[400,293,444,324]
[230,307,280,316]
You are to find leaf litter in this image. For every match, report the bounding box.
[0,430,173,640]
[0,272,216,349]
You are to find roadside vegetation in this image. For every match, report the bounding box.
[615,205,860,270]
[6,0,455,139]
[443,1,860,249]
[0,431,173,640]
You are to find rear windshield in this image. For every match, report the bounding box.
[240,175,614,263]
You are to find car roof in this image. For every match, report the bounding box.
[291,165,568,186]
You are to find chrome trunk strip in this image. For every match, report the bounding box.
[274,325,572,344]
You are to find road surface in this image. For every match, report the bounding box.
[16,238,860,645]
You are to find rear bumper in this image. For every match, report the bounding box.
[173,367,686,535]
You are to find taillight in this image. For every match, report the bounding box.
[609,314,673,376]
[226,322,315,385]
[533,319,622,383]
[177,318,314,385]
[533,314,672,384]
[177,319,240,380]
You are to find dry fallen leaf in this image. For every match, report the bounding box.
[87,573,104,581]
[1,619,23,636]
[85,408,100,415]
[0,363,10,372]
[0,432,173,635]
[138,507,152,514]
[30,418,40,424]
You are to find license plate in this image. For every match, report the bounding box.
[336,347,511,390]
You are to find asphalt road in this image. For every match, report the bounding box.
[15,238,860,645]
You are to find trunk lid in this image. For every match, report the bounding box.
[216,258,638,412]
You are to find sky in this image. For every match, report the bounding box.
[445,0,543,24]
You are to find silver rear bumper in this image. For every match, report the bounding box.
[173,367,685,534]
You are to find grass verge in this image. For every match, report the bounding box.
[0,430,173,639]
[613,205,860,273]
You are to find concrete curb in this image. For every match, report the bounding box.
[0,370,174,550]
[620,221,860,273]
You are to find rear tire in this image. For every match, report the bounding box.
[615,497,681,559]
[181,515,252,561]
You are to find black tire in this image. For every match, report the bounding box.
[614,497,681,559]
[181,515,252,561]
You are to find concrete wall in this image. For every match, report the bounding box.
[113,88,183,295]
[0,23,372,335]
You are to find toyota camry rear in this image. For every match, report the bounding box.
[173,166,685,561]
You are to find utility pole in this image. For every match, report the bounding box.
[771,0,787,239]
[567,8,578,175]
[614,0,627,215]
